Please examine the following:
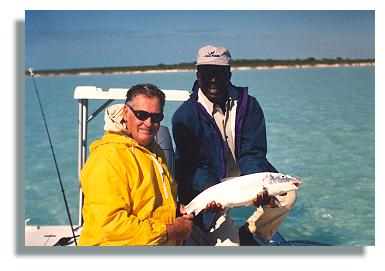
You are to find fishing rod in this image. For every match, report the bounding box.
[28,68,78,246]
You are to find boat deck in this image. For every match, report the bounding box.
[25,225,82,246]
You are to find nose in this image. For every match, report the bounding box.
[143,116,153,126]
[208,75,218,82]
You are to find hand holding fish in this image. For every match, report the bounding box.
[204,201,225,213]
[252,188,281,208]
[166,216,193,241]
[253,188,268,208]
[168,204,194,241]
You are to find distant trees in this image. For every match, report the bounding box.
[26,57,375,76]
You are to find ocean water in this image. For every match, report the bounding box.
[24,66,375,246]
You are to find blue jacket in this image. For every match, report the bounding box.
[172,81,277,230]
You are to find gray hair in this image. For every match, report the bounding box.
[125,83,166,109]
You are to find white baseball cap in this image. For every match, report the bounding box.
[196,45,231,66]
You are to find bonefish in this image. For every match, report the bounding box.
[185,172,302,215]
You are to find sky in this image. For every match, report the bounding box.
[25,10,375,70]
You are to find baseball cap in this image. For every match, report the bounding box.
[196,45,231,66]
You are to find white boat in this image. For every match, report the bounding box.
[24,86,190,246]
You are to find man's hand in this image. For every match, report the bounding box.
[253,188,281,208]
[166,216,193,241]
[204,201,225,213]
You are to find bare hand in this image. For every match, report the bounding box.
[204,201,225,213]
[253,188,281,208]
[166,216,193,241]
[253,188,268,207]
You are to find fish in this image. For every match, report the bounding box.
[184,172,302,215]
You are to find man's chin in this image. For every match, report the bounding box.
[203,86,227,103]
[138,139,152,147]
[207,93,225,103]
[207,87,220,94]
[136,134,154,147]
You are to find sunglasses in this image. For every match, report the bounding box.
[126,104,164,123]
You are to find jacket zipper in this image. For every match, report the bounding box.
[131,145,169,200]
[151,155,169,200]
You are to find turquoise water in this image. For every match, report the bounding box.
[24,66,375,245]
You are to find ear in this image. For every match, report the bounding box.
[123,105,128,121]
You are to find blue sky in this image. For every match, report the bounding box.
[25,10,375,70]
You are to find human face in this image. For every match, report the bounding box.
[197,65,231,104]
[123,94,162,147]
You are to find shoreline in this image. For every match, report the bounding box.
[31,62,374,77]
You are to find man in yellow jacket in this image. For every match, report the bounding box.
[79,83,193,246]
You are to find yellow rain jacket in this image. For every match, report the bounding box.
[78,131,178,246]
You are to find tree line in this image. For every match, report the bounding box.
[26,57,375,76]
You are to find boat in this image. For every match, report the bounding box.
[24,82,329,247]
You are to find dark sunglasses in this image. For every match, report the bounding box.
[126,104,164,123]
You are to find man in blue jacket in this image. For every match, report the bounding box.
[172,45,296,246]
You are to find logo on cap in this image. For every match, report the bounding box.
[205,51,221,58]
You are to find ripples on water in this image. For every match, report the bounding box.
[25,67,374,245]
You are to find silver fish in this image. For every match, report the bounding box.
[185,172,301,215]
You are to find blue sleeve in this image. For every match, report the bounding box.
[171,105,219,205]
[238,96,278,174]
